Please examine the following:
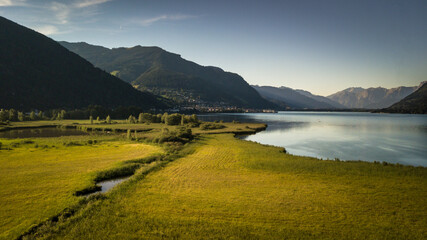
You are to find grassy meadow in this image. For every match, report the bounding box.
[0,133,164,240]
[1,120,426,239]
[0,119,264,239]
[21,134,427,239]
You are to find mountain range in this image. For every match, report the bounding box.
[59,41,422,112]
[295,89,345,109]
[0,16,423,113]
[252,85,345,109]
[327,86,418,109]
[59,41,275,109]
[381,82,427,114]
[252,84,422,110]
[0,16,167,111]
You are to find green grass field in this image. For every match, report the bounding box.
[22,134,427,240]
[1,120,426,239]
[0,134,164,240]
[0,120,264,239]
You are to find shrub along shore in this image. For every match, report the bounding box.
[0,118,426,240]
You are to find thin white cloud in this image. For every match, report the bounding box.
[50,2,70,24]
[34,25,59,35]
[138,14,195,26]
[74,0,112,8]
[0,0,12,6]
[0,0,26,7]
[2,0,116,35]
[46,0,111,24]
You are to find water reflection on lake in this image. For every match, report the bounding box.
[198,112,427,167]
[0,128,87,138]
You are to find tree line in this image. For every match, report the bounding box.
[1,107,200,127]
[0,108,69,122]
[0,106,161,123]
[123,113,199,126]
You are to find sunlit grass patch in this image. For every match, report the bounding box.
[31,134,427,239]
[0,136,163,240]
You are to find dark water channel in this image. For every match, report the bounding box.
[0,127,88,138]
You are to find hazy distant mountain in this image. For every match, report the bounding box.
[59,41,275,109]
[0,16,167,111]
[295,89,345,109]
[381,82,427,114]
[252,85,343,109]
[327,86,418,109]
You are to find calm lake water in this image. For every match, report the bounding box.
[199,112,427,167]
[0,128,87,138]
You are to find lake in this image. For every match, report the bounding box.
[198,112,427,167]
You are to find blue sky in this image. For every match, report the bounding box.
[1,0,426,96]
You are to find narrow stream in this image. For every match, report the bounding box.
[85,176,131,196]
[98,177,129,193]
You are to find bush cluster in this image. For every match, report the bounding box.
[199,123,226,130]
[122,113,200,126]
[153,127,193,143]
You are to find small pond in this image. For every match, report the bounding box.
[0,127,88,138]
[98,177,129,193]
[85,176,131,197]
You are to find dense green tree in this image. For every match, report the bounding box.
[181,115,185,125]
[138,113,160,123]
[165,113,182,126]
[90,116,93,124]
[128,115,136,124]
[29,111,36,120]
[8,109,16,121]
[190,114,198,123]
[106,115,111,124]
[60,110,66,120]
[156,114,162,123]
[154,126,193,143]
[0,109,7,122]
[17,111,24,121]
[162,113,169,124]
[38,111,43,119]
